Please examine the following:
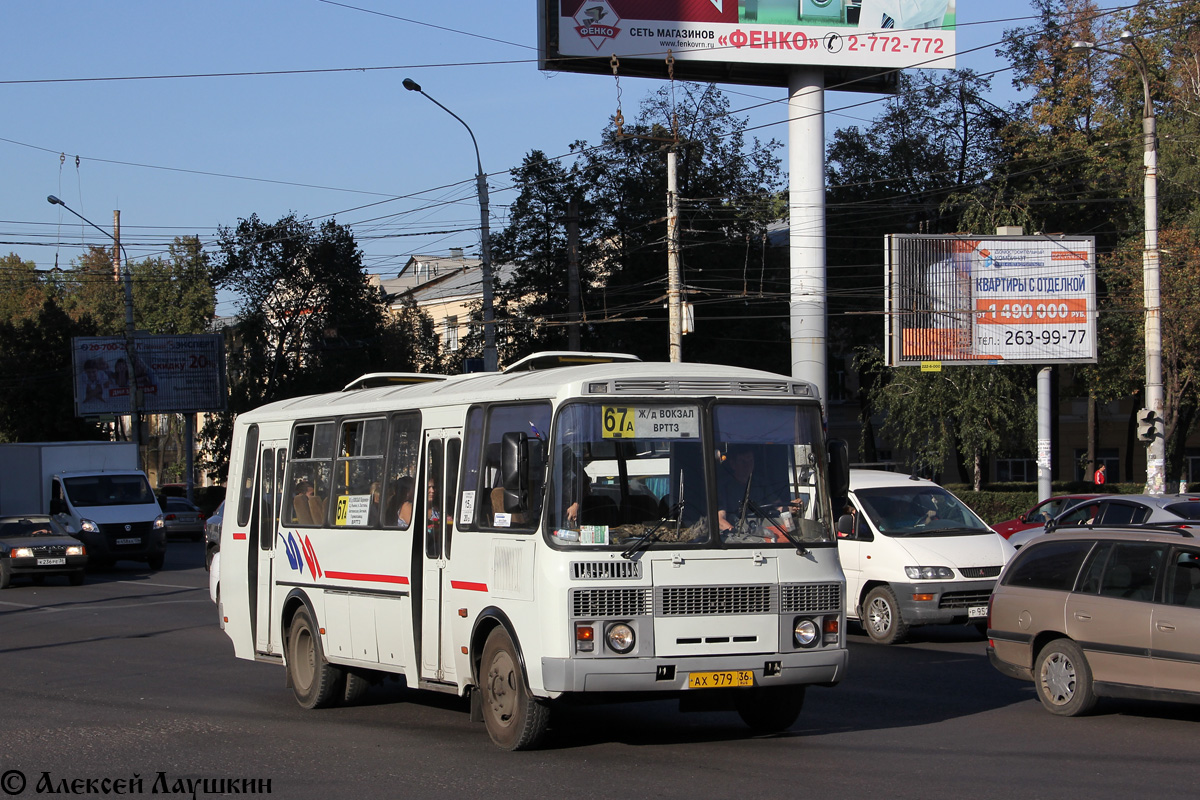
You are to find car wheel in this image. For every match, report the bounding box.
[735,686,805,733]
[147,553,165,571]
[863,586,909,645]
[0,559,11,589]
[1035,638,1097,716]
[68,570,85,586]
[287,607,345,709]
[480,627,549,750]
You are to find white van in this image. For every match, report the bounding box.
[837,469,1014,644]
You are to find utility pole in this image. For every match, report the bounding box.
[114,211,141,466]
[567,198,581,351]
[666,148,682,363]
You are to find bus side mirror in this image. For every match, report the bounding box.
[501,431,529,513]
[828,439,850,506]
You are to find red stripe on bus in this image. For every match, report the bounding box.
[232,533,247,540]
[450,580,489,592]
[324,571,410,585]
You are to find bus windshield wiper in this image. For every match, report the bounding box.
[743,497,810,556]
[622,502,683,559]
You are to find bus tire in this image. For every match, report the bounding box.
[735,686,805,733]
[288,607,345,709]
[343,670,371,705]
[480,627,549,750]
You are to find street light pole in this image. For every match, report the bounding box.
[47,195,141,467]
[402,78,498,372]
[1072,32,1163,494]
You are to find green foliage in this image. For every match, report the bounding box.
[869,359,1037,489]
[0,299,108,442]
[200,213,400,479]
[0,254,50,323]
[131,236,216,335]
[493,83,787,369]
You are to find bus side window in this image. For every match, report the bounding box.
[444,438,460,557]
[383,413,422,529]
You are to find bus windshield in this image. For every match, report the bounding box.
[546,400,833,549]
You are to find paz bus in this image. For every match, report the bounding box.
[218,352,850,749]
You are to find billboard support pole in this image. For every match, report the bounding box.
[788,67,827,409]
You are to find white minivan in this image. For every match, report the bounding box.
[837,469,1015,644]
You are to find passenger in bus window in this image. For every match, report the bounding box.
[389,477,414,529]
[292,480,315,525]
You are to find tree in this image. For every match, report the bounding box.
[0,254,49,323]
[131,236,216,335]
[0,299,107,442]
[493,83,787,369]
[870,362,1038,490]
[200,213,396,478]
[491,150,593,359]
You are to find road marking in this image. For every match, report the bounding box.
[117,581,200,590]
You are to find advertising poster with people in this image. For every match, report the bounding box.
[72,335,227,417]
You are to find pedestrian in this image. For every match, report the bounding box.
[1093,464,1106,486]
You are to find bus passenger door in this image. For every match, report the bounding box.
[420,430,461,682]
[255,443,287,655]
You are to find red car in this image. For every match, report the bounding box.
[991,494,1102,539]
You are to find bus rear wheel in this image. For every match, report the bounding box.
[480,627,549,750]
[288,607,345,709]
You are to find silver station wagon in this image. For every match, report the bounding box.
[988,526,1200,716]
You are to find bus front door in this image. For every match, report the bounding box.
[419,430,461,683]
[255,442,287,655]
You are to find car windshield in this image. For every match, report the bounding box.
[0,518,66,537]
[63,474,156,507]
[855,485,992,536]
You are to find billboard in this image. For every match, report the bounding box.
[72,334,228,416]
[885,235,1097,367]
[540,0,956,90]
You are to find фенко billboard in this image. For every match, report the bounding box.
[543,0,956,87]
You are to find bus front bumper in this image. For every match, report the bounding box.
[540,648,847,694]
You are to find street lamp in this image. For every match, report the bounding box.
[1071,32,1163,494]
[47,194,142,464]
[402,77,498,372]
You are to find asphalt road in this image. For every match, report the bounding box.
[3,541,1198,799]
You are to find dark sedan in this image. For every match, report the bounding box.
[0,515,87,588]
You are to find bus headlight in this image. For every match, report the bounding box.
[606,622,636,654]
[80,519,100,534]
[794,617,819,648]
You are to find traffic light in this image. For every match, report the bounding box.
[1137,408,1157,444]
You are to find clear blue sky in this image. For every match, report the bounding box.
[1,2,1063,316]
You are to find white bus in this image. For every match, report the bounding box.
[218,352,850,749]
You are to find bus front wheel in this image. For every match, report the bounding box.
[479,627,549,750]
[287,607,345,709]
[735,686,806,733]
